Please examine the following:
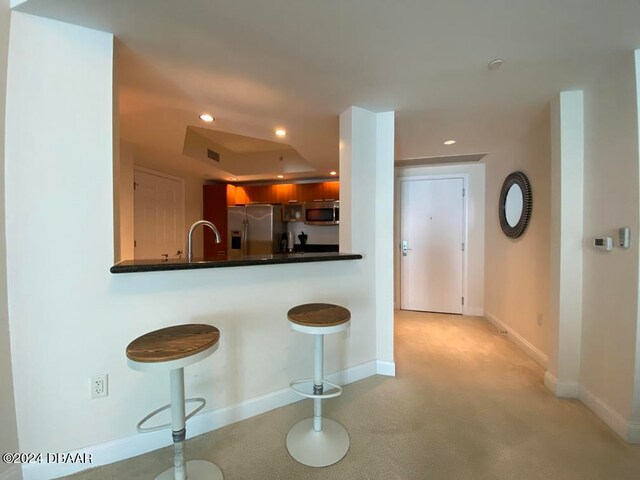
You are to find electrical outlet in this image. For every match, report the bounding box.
[91,374,108,399]
[537,313,544,327]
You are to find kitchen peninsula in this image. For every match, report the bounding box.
[111,251,362,273]
[3,11,396,479]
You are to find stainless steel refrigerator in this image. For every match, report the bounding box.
[228,204,284,257]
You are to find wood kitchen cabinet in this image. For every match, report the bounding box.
[232,181,339,204]
[202,184,228,257]
[203,181,340,255]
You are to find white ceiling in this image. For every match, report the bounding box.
[183,127,316,179]
[15,0,640,179]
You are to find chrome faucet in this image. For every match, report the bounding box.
[187,220,221,262]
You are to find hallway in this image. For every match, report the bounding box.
[68,311,640,479]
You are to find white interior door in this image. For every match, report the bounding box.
[400,178,464,314]
[134,169,184,260]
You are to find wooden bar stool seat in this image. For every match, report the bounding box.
[286,303,351,467]
[127,324,220,368]
[287,303,351,334]
[127,324,223,480]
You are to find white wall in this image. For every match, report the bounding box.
[374,111,395,366]
[538,53,640,443]
[340,107,395,369]
[287,223,339,246]
[394,163,485,316]
[5,13,393,478]
[112,53,121,264]
[546,91,584,398]
[634,50,640,426]
[0,2,21,480]
[579,52,640,427]
[484,109,551,367]
[116,141,134,262]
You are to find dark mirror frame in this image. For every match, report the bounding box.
[499,171,532,239]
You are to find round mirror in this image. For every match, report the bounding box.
[505,184,523,227]
[499,172,532,238]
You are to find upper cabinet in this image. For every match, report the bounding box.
[231,181,339,205]
[204,181,340,252]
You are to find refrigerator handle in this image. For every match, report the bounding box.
[242,219,248,255]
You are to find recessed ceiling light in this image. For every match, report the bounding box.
[229,177,238,181]
[444,140,456,145]
[330,171,337,176]
[488,59,504,70]
[199,113,215,122]
[277,175,284,179]
[275,129,287,137]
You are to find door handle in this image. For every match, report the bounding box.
[242,220,248,255]
[401,241,412,256]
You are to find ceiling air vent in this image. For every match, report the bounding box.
[207,149,220,162]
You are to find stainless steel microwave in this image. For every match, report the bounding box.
[303,201,339,225]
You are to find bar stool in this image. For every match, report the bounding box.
[286,303,351,467]
[126,324,223,480]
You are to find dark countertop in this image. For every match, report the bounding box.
[111,252,363,274]
[293,244,339,253]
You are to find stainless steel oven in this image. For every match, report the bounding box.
[303,201,339,225]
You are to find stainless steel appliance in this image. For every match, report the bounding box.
[303,201,340,225]
[228,204,284,256]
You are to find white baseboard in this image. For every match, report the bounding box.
[484,311,548,368]
[464,307,484,317]
[543,371,640,444]
[543,371,579,398]
[23,360,380,480]
[0,466,23,480]
[627,422,640,443]
[578,385,640,444]
[376,360,396,376]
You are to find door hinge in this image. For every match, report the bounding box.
[134,182,138,190]
[462,242,465,251]
[462,297,465,305]
[134,240,137,247]
[462,188,465,197]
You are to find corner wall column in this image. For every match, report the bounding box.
[546,90,584,397]
[339,107,396,374]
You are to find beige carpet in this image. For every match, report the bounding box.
[67,311,640,479]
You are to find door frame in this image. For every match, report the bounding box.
[133,166,186,257]
[395,173,469,315]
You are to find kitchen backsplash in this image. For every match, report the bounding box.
[288,222,339,245]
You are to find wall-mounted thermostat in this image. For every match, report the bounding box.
[594,237,613,251]
[619,227,630,249]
